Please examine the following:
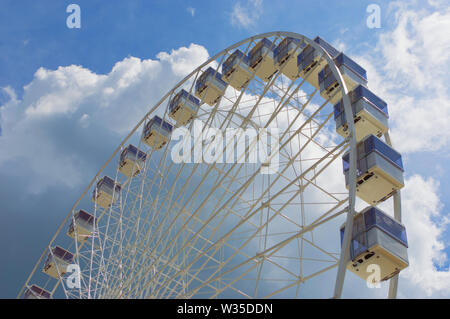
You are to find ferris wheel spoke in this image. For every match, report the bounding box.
[158,107,344,297]
[114,77,253,272]
[103,153,178,294]
[114,108,246,298]
[121,75,295,297]
[183,203,346,299]
[102,105,230,293]
[176,134,347,296]
[139,158,266,297]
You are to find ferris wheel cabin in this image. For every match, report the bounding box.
[67,209,96,242]
[343,134,404,205]
[318,53,368,105]
[92,176,122,209]
[334,85,389,142]
[297,36,340,89]
[274,37,306,81]
[248,38,277,82]
[194,67,228,106]
[43,246,74,279]
[168,89,200,126]
[142,115,173,150]
[23,285,52,299]
[222,50,253,90]
[340,206,409,282]
[119,144,147,177]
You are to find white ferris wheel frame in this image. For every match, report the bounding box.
[17,31,402,299]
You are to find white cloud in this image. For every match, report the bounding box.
[230,0,263,29]
[350,1,450,297]
[157,43,209,77]
[355,3,450,153]
[398,175,450,297]
[341,174,450,298]
[427,0,448,9]
[0,43,209,193]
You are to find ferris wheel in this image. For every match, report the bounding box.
[18,32,408,299]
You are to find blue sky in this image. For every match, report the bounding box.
[1,0,449,298]
[0,0,386,93]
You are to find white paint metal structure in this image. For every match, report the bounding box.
[18,32,404,299]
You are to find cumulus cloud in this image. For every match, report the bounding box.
[349,1,450,297]
[230,0,263,29]
[355,2,450,154]
[0,43,209,193]
[157,44,208,77]
[372,174,449,297]
[399,175,450,296]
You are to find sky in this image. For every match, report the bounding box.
[0,0,449,298]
